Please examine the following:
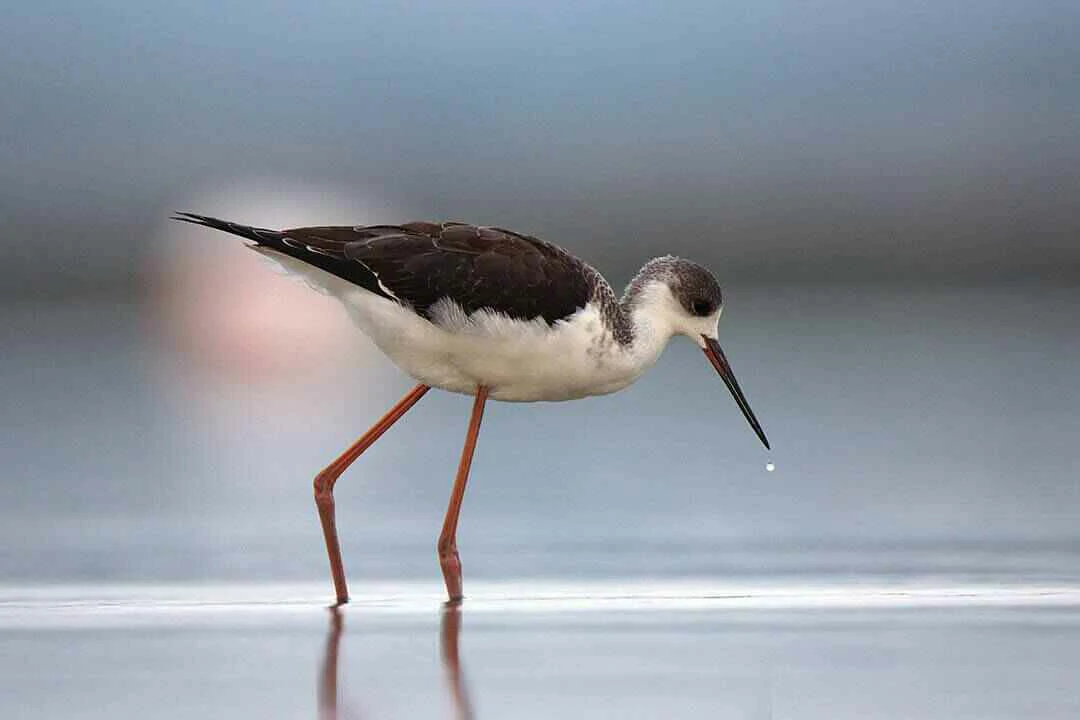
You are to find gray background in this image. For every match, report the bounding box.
[3,0,1079,298]
[2,2,1079,718]
[2,0,1077,582]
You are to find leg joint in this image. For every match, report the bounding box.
[313,469,336,499]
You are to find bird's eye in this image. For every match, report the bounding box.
[691,300,713,316]
[691,302,717,317]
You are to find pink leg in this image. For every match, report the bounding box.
[437,387,489,602]
[314,383,430,605]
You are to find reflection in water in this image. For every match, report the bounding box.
[319,608,349,720]
[441,603,474,720]
[317,605,473,720]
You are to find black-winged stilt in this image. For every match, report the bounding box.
[173,213,770,604]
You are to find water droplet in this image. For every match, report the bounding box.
[765,462,775,472]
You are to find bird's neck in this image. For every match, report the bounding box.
[615,293,676,370]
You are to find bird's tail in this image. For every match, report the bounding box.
[171,211,370,299]
[171,212,281,245]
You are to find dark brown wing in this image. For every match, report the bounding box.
[172,214,595,325]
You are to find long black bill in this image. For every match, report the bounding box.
[702,336,770,450]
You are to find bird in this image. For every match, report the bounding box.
[172,212,770,605]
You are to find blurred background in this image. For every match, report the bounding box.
[2,0,1079,586]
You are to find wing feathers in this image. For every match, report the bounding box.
[173,214,596,324]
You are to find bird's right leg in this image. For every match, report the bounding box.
[437,387,489,602]
[314,383,430,606]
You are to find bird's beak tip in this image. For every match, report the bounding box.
[702,337,770,451]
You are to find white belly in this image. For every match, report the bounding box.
[344,290,644,401]
[253,247,649,401]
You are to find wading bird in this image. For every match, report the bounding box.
[173,213,770,605]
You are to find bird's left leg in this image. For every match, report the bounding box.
[314,383,430,606]
[437,386,489,602]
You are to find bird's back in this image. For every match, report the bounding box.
[176,214,601,326]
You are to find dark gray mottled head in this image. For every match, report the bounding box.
[622,256,723,317]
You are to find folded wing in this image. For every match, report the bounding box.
[173,214,594,325]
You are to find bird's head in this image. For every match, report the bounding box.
[625,256,770,449]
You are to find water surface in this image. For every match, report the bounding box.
[2,286,1078,717]
[2,581,1079,719]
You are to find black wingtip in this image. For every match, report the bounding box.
[171,211,218,227]
[169,212,278,244]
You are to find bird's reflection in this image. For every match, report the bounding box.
[317,603,474,720]
[440,602,475,720]
[318,607,347,720]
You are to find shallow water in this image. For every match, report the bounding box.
[2,581,1079,719]
[2,286,1079,717]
